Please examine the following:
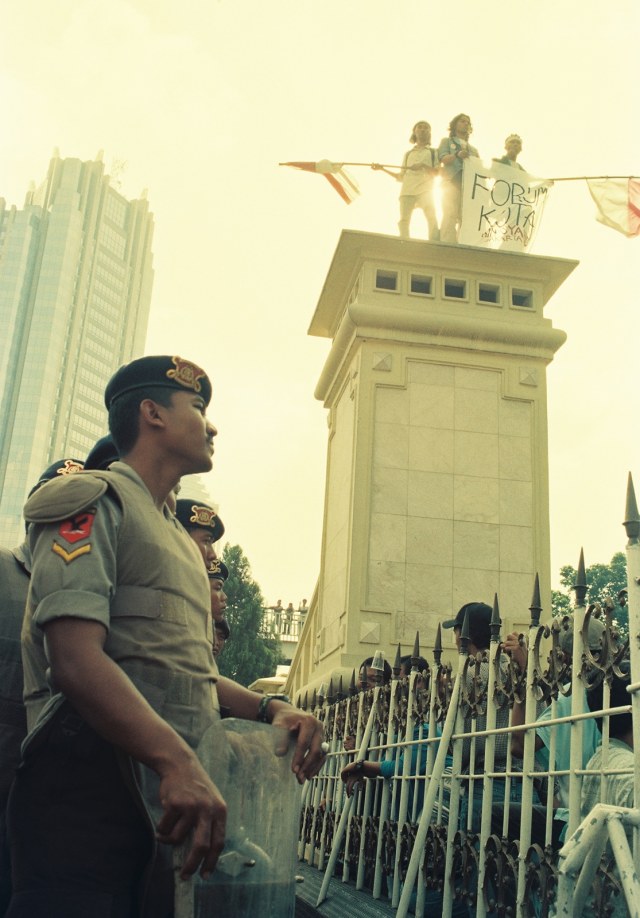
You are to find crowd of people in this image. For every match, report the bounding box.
[0,354,325,917]
[373,113,525,242]
[331,602,633,915]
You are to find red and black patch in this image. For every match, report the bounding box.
[58,509,96,544]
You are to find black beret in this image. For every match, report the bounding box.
[175,499,225,542]
[207,559,229,582]
[214,618,231,639]
[104,355,212,410]
[85,434,120,471]
[28,458,85,498]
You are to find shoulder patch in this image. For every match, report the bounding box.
[24,474,109,525]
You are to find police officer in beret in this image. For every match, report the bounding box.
[207,558,228,623]
[7,356,324,918]
[84,433,120,471]
[213,618,230,658]
[1,457,83,913]
[175,498,224,567]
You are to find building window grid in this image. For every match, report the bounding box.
[84,336,115,363]
[98,226,126,260]
[103,193,127,229]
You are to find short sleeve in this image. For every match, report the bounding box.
[28,495,122,632]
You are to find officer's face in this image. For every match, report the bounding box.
[210,578,227,622]
[213,628,227,657]
[162,391,217,474]
[189,529,216,566]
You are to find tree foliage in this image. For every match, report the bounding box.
[551,552,628,634]
[216,544,282,687]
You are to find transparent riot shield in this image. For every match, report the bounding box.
[185,718,301,918]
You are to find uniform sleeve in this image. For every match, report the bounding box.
[28,495,122,632]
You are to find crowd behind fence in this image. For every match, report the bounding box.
[294,483,640,917]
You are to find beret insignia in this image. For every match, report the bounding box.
[189,504,217,527]
[207,559,228,581]
[57,459,84,476]
[166,357,207,394]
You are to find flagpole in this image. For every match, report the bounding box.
[547,174,639,182]
[279,162,404,169]
[279,162,640,181]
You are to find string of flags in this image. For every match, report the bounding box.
[281,160,360,205]
[280,160,640,239]
[586,178,640,238]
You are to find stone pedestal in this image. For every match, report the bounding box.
[287,232,577,696]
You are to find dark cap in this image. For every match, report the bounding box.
[442,601,492,648]
[558,616,606,656]
[175,499,225,542]
[28,458,85,498]
[214,617,231,639]
[104,355,212,410]
[207,559,229,581]
[85,434,119,471]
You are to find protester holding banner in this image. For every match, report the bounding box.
[372,120,440,240]
[493,133,525,171]
[437,113,479,243]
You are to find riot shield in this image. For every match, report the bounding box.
[175,718,301,918]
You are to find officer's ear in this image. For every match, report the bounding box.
[139,398,167,430]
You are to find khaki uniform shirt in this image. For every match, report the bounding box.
[22,461,219,748]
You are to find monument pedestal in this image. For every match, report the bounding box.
[288,232,577,697]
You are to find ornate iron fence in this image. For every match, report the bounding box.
[295,479,640,917]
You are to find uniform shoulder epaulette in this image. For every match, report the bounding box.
[24,474,110,524]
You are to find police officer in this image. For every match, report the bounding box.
[207,558,228,623]
[7,356,324,918]
[212,619,230,659]
[175,498,224,566]
[1,458,83,914]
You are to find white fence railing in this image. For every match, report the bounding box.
[295,479,640,918]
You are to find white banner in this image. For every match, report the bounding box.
[458,158,553,251]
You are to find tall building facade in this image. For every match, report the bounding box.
[0,151,154,547]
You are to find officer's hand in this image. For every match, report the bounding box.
[270,707,325,783]
[155,755,227,879]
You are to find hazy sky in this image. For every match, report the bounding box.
[1,0,638,609]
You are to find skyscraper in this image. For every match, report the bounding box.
[0,151,154,547]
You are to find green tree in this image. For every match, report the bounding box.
[551,551,628,634]
[217,543,282,687]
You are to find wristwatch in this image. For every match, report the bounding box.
[256,693,291,723]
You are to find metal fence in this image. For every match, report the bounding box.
[295,482,640,917]
[262,607,307,641]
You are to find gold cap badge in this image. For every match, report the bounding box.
[166,356,207,394]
